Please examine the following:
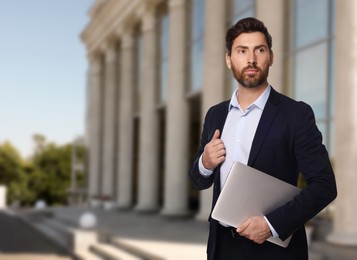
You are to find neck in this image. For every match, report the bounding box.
[236,83,269,111]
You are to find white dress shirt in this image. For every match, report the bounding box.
[199,85,278,238]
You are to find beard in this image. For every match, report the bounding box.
[231,62,270,89]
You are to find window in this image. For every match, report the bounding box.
[291,0,335,155]
[227,0,256,94]
[231,0,255,23]
[189,0,205,93]
[133,26,143,114]
[158,8,169,103]
[295,0,328,49]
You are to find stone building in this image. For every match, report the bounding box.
[81,0,357,245]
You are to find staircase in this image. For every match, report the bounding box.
[19,209,164,260]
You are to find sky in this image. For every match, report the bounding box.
[0,0,95,158]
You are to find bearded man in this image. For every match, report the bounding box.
[189,17,337,260]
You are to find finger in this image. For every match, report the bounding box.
[210,129,220,142]
[211,139,224,147]
[237,220,249,233]
[215,148,226,157]
[216,156,225,164]
[212,153,225,164]
[210,143,225,157]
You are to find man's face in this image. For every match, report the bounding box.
[226,32,274,89]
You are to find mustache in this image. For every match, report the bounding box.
[242,63,262,73]
[243,64,259,71]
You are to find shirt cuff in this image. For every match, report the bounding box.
[264,216,279,238]
[198,154,214,177]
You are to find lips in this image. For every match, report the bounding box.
[245,69,258,73]
[244,68,259,75]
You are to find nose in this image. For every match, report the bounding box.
[247,51,256,64]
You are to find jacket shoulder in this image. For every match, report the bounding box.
[271,89,312,112]
[206,100,230,115]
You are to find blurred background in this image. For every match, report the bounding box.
[1,0,356,259]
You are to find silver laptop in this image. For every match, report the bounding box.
[212,162,300,248]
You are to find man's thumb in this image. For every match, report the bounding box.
[211,129,220,141]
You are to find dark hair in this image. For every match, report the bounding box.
[225,17,272,56]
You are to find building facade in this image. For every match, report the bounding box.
[82,0,357,245]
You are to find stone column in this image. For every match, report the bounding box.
[195,0,227,221]
[161,0,189,217]
[327,0,357,246]
[135,9,160,212]
[101,41,118,200]
[256,0,285,93]
[87,53,103,198]
[117,31,135,208]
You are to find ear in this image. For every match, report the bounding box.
[269,50,274,66]
[225,53,232,69]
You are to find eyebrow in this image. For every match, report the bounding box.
[234,44,268,50]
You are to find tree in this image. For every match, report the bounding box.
[0,135,84,207]
[0,142,33,204]
[30,135,73,205]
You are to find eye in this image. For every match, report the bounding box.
[256,47,266,54]
[237,49,246,54]
[256,48,265,54]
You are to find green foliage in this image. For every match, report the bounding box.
[0,134,86,207]
[0,142,28,203]
[0,142,23,183]
[31,141,72,205]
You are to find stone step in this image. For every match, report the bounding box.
[18,212,71,252]
[90,243,141,260]
[33,221,104,260]
[42,218,73,243]
[0,253,72,260]
[110,238,164,260]
[22,213,101,260]
[75,248,104,260]
[33,222,71,250]
[16,213,78,259]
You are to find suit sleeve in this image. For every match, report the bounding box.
[189,108,215,190]
[266,103,337,240]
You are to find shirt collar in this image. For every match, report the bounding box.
[228,85,271,112]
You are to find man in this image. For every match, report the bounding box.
[189,17,337,260]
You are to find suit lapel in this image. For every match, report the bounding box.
[212,101,229,196]
[248,88,281,166]
[215,101,230,134]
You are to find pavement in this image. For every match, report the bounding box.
[48,206,208,259]
[11,206,357,260]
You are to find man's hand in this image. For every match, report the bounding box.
[202,129,226,170]
[236,216,272,244]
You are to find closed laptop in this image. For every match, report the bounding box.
[212,161,300,247]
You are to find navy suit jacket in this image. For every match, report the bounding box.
[189,88,337,259]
